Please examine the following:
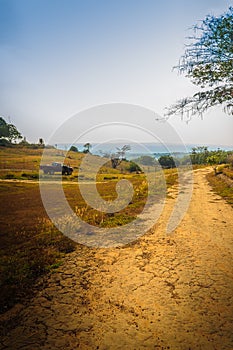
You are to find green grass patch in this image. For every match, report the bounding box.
[100,214,136,227]
[21,172,39,180]
[207,171,233,207]
[4,173,17,179]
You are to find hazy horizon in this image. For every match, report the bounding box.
[57,142,233,154]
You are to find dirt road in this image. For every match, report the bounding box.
[1,168,233,350]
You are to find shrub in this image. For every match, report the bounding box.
[158,155,176,168]
[69,145,78,152]
[4,173,16,179]
[227,154,233,168]
[21,172,39,180]
[127,161,141,173]
[0,139,12,147]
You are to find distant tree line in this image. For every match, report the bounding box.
[189,147,230,165]
[69,143,92,153]
[1,117,232,171]
[157,147,232,169]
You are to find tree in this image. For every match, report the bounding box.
[0,117,9,138]
[134,155,156,166]
[207,149,227,165]
[83,143,92,153]
[167,7,233,119]
[38,138,45,147]
[8,124,22,142]
[116,145,131,160]
[111,156,121,169]
[158,155,176,169]
[19,137,29,146]
[127,161,141,173]
[0,116,22,143]
[69,145,78,152]
[110,145,131,169]
[190,146,209,164]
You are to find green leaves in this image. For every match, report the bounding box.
[0,117,22,142]
[168,7,233,118]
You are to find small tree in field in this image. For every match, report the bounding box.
[167,7,233,119]
[83,143,92,154]
[158,155,176,169]
[38,138,45,147]
[110,145,131,169]
[127,161,141,173]
[69,145,78,152]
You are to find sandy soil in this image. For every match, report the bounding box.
[1,168,233,350]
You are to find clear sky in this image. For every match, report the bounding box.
[0,0,232,146]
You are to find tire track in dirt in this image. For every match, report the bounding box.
[1,168,233,349]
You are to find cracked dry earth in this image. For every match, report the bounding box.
[1,168,233,350]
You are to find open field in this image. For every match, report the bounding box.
[1,146,233,348]
[0,146,143,180]
[1,167,233,349]
[0,147,178,320]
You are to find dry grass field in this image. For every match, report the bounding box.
[0,147,178,317]
[1,146,233,348]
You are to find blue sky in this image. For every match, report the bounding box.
[0,0,233,146]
